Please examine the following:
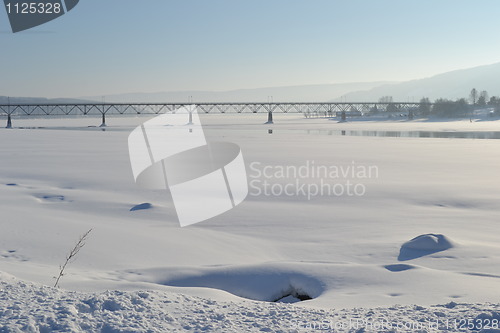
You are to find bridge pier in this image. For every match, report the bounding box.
[100,113,106,127]
[6,114,12,128]
[187,111,193,125]
[408,110,414,120]
[265,111,273,124]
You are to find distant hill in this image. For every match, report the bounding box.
[6,62,500,104]
[79,82,392,103]
[0,96,94,104]
[334,62,500,102]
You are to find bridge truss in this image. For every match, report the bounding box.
[0,102,430,128]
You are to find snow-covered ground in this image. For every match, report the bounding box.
[1,271,500,332]
[1,113,499,332]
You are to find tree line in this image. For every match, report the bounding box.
[377,89,500,118]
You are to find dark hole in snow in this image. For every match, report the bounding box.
[34,194,67,202]
[130,203,153,211]
[296,294,312,301]
[43,195,64,200]
[271,287,314,303]
[273,293,313,303]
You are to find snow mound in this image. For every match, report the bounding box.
[152,265,323,303]
[130,203,153,211]
[384,264,416,272]
[399,234,454,261]
[402,234,453,251]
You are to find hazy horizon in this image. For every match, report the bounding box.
[3,1,500,98]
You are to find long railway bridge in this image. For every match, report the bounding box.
[0,102,432,128]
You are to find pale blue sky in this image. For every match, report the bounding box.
[2,0,500,98]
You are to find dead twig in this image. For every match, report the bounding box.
[54,229,92,288]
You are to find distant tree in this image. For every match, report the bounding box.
[457,98,469,116]
[469,88,478,105]
[491,97,500,116]
[488,96,499,106]
[432,98,453,117]
[418,97,431,116]
[477,95,486,107]
[477,91,488,107]
[432,98,469,118]
[378,96,397,112]
[480,90,489,102]
[378,96,393,103]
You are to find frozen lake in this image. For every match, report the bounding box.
[1,113,499,330]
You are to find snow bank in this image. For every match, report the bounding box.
[1,273,500,332]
